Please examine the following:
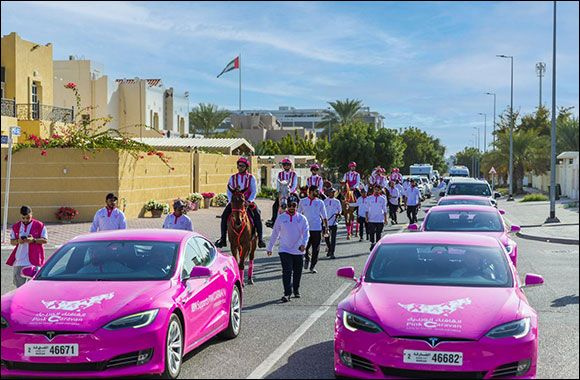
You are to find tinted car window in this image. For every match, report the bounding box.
[36,241,179,281]
[425,210,503,232]
[366,243,512,287]
[447,183,491,196]
[439,198,491,206]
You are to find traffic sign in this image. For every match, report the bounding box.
[10,126,21,136]
[489,166,497,175]
[1,135,7,144]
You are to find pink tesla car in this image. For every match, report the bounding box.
[335,232,544,379]
[1,229,242,378]
[410,205,520,267]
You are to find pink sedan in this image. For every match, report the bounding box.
[437,195,495,207]
[335,232,544,379]
[411,205,520,266]
[1,229,242,378]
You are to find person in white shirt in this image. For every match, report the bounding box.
[375,168,388,190]
[91,193,127,232]
[323,188,343,259]
[267,158,298,227]
[395,180,405,213]
[386,180,401,224]
[402,178,411,211]
[355,187,369,242]
[267,194,310,303]
[306,164,325,199]
[163,200,194,231]
[405,179,422,224]
[342,162,361,198]
[298,185,329,273]
[366,184,388,251]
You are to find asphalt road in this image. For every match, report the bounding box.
[1,197,578,379]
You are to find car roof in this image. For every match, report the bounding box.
[378,231,501,248]
[428,204,499,213]
[439,195,492,201]
[69,229,198,243]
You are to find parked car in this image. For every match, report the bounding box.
[410,205,520,266]
[1,229,242,379]
[335,232,543,379]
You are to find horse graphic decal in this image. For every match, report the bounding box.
[41,293,115,311]
[398,297,472,316]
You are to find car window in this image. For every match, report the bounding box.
[366,243,512,287]
[192,237,214,267]
[447,183,491,196]
[439,198,490,206]
[425,210,503,232]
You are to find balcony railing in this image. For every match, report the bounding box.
[1,98,16,117]
[16,103,74,124]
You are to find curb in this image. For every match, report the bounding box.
[515,231,579,246]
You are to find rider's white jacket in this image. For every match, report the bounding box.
[277,170,298,194]
[227,173,257,203]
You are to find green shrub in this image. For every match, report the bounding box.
[260,186,278,198]
[520,194,548,202]
[212,193,229,207]
[144,200,170,213]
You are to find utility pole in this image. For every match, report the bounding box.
[485,92,497,150]
[497,54,514,201]
[536,62,546,109]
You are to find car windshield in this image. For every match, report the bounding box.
[35,240,179,281]
[425,210,504,232]
[439,198,491,206]
[366,243,512,287]
[447,183,491,196]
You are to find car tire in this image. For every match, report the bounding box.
[219,285,241,339]
[161,314,183,379]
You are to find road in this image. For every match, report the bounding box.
[1,196,578,379]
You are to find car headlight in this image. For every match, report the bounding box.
[342,311,383,333]
[1,316,9,329]
[485,318,530,339]
[103,309,159,331]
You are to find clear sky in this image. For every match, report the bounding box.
[2,1,578,156]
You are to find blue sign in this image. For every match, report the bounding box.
[10,126,21,136]
[1,135,7,144]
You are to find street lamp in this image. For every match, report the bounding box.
[497,54,514,201]
[478,112,487,153]
[326,107,333,142]
[472,133,477,178]
[472,127,480,178]
[546,1,559,223]
[485,92,496,150]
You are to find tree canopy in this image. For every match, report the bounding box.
[189,103,231,135]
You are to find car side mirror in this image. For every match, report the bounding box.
[407,224,418,231]
[337,267,356,282]
[190,266,212,279]
[494,192,502,199]
[499,210,506,215]
[424,209,429,214]
[21,266,38,279]
[510,225,521,232]
[522,274,544,288]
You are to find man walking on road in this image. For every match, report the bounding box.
[324,188,342,259]
[163,200,194,231]
[387,180,400,224]
[355,187,369,242]
[366,185,388,251]
[405,179,422,224]
[299,185,329,273]
[91,193,127,232]
[7,206,48,288]
[267,194,309,303]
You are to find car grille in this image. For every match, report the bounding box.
[2,360,107,372]
[106,350,151,369]
[380,366,487,379]
[490,361,519,378]
[350,353,376,373]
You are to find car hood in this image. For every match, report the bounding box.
[351,282,520,339]
[469,231,511,245]
[3,280,171,332]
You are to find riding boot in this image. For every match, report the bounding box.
[253,208,266,248]
[215,204,231,248]
[266,198,279,228]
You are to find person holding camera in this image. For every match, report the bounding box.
[6,206,48,288]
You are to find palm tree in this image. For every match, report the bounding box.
[316,98,364,138]
[189,103,231,135]
[557,116,579,153]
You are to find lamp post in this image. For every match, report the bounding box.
[472,134,477,178]
[536,62,546,109]
[472,127,480,178]
[497,54,514,201]
[485,92,496,149]
[478,112,487,153]
[326,107,333,142]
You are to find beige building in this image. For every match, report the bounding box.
[1,32,73,141]
[229,113,315,146]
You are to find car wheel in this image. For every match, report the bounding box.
[219,285,241,339]
[161,314,183,379]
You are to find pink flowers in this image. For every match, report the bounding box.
[83,155,88,160]
[171,167,175,171]
[56,206,78,220]
[41,150,47,156]
[64,82,77,89]
[201,192,215,198]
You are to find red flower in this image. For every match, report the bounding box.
[83,155,88,160]
[147,152,153,156]
[41,150,47,156]
[171,167,175,171]
[97,148,101,152]
[140,156,145,159]
[157,152,164,157]
[65,82,77,89]
[162,132,166,136]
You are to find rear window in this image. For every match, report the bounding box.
[425,210,503,232]
[447,183,491,196]
[439,198,491,206]
[366,243,512,288]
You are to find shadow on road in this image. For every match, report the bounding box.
[551,295,579,307]
[265,340,335,379]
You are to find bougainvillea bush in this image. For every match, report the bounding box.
[55,206,79,221]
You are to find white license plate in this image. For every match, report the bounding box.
[403,350,463,366]
[25,344,79,357]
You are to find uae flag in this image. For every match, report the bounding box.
[217,56,240,78]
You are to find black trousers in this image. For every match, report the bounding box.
[221,203,263,240]
[358,216,368,239]
[279,252,304,297]
[407,205,418,224]
[368,222,384,244]
[305,231,322,269]
[324,225,338,256]
[388,203,398,223]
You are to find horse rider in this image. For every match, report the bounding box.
[369,165,382,186]
[343,161,361,198]
[375,168,388,189]
[389,168,399,183]
[267,158,298,227]
[215,157,266,249]
[307,164,326,200]
[395,168,403,183]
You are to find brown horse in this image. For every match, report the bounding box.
[338,180,358,239]
[228,185,258,286]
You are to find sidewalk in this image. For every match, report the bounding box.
[1,199,275,250]
[497,192,579,245]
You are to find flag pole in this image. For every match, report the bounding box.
[239,53,242,111]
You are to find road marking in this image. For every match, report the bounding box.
[246,282,352,379]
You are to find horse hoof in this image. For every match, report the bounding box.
[247,277,254,285]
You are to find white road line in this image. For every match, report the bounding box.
[246,282,352,379]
